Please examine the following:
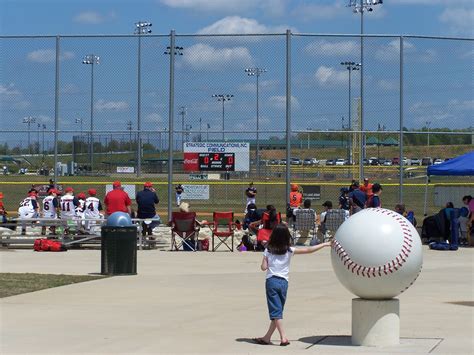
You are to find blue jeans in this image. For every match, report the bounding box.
[265,276,288,320]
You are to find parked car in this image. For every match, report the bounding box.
[369,157,378,165]
[311,158,320,165]
[433,158,443,165]
[335,158,347,166]
[402,157,411,166]
[326,159,336,166]
[421,157,433,166]
[290,158,301,165]
[391,157,400,165]
[378,158,387,165]
[363,158,370,165]
[383,160,393,166]
[410,157,421,166]
[303,158,313,166]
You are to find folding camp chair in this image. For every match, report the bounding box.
[256,211,282,246]
[170,212,200,251]
[292,209,317,245]
[211,211,235,252]
[320,209,347,242]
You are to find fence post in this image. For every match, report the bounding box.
[53,35,60,185]
[167,30,176,221]
[399,36,404,203]
[285,29,292,203]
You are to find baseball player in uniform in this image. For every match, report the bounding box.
[42,188,59,235]
[18,190,40,235]
[84,189,103,233]
[60,187,79,234]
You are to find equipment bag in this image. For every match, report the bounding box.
[33,238,67,252]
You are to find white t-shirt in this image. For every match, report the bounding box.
[263,247,296,281]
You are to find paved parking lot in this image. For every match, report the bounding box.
[0,246,473,354]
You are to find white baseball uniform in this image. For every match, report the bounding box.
[60,195,77,219]
[18,197,39,218]
[42,195,58,219]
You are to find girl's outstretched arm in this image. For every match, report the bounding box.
[261,256,268,271]
[294,241,332,255]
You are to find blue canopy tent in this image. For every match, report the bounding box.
[423,151,474,215]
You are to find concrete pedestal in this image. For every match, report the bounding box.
[352,298,400,346]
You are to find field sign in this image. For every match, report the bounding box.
[300,185,321,200]
[181,184,209,200]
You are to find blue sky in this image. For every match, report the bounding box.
[1,0,473,149]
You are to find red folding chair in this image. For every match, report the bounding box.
[257,211,282,245]
[170,212,200,251]
[211,211,235,252]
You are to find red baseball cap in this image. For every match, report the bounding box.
[0,192,3,199]
[88,188,97,196]
[77,192,86,199]
[113,181,121,187]
[28,190,38,196]
[65,187,74,193]
[48,188,58,195]
[144,182,153,188]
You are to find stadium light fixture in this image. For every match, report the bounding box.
[22,116,36,155]
[212,94,234,141]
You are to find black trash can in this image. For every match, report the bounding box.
[101,226,137,275]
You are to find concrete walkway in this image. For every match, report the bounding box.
[0,246,473,354]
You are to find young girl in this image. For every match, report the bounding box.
[254,224,332,346]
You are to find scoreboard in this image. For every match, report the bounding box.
[199,153,235,171]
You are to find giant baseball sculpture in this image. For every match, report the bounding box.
[331,208,423,300]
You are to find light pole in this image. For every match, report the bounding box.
[42,124,46,162]
[341,61,360,164]
[75,118,84,136]
[245,67,266,176]
[206,123,210,141]
[134,21,152,177]
[82,54,100,172]
[426,121,431,148]
[199,117,202,142]
[37,123,41,155]
[178,106,187,149]
[212,94,233,141]
[22,116,36,155]
[185,124,192,142]
[347,0,383,178]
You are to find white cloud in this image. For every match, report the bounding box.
[448,99,474,111]
[161,0,286,15]
[197,16,291,35]
[238,79,279,93]
[395,0,472,4]
[0,83,30,109]
[314,66,347,87]
[374,39,415,61]
[304,40,359,57]
[291,3,345,21]
[439,8,474,35]
[95,99,129,111]
[145,113,163,123]
[183,43,252,70]
[27,49,74,63]
[268,95,300,110]
[377,79,398,91]
[73,11,117,24]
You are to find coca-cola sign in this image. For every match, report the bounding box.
[183,153,199,171]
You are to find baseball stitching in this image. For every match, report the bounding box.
[332,208,417,280]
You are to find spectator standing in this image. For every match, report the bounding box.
[338,187,350,211]
[253,224,332,346]
[360,177,373,200]
[366,183,382,208]
[175,184,184,207]
[349,181,366,214]
[0,192,7,223]
[104,181,132,216]
[42,188,59,235]
[136,182,159,236]
[245,182,257,212]
[462,195,473,229]
[289,184,303,214]
[84,189,103,232]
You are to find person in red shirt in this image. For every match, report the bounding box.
[360,177,373,199]
[0,192,6,223]
[104,181,132,216]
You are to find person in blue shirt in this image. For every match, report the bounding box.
[348,181,366,214]
[367,183,382,208]
[136,182,159,236]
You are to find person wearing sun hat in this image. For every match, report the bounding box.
[104,181,131,216]
[136,182,159,236]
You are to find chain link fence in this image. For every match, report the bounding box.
[1,32,473,220]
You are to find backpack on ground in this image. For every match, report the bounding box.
[34,238,67,252]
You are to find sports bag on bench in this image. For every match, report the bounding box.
[34,238,67,252]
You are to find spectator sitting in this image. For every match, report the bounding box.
[243,203,265,234]
[250,204,281,249]
[462,195,473,230]
[136,182,160,236]
[319,200,349,236]
[458,206,469,246]
[394,203,417,227]
[293,199,317,246]
[104,181,131,216]
[0,192,6,224]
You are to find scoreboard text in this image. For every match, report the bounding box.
[198,153,235,171]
